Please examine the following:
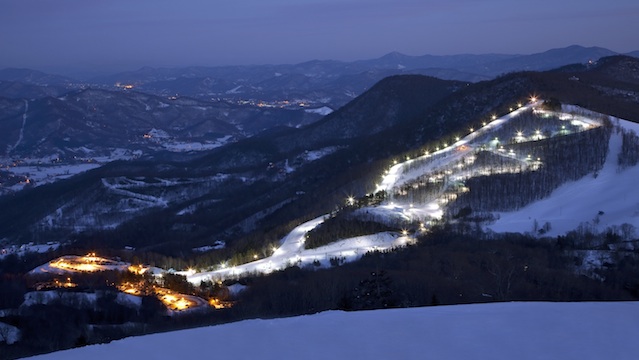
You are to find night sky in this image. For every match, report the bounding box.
[2,0,638,74]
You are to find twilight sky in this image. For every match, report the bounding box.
[1,0,638,74]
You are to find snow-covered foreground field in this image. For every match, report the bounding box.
[28,302,639,360]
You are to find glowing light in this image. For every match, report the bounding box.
[482,122,487,126]
[347,196,355,206]
[491,115,497,120]
[469,128,474,132]
[209,298,231,309]
[517,103,522,107]
[455,136,460,141]
[253,254,259,259]
[530,96,538,102]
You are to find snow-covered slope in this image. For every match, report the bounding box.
[186,102,631,283]
[28,302,639,360]
[186,217,412,283]
[489,116,639,236]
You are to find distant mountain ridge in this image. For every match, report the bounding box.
[1,45,636,108]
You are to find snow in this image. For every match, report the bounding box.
[489,116,639,236]
[21,290,141,308]
[8,163,102,186]
[150,135,233,152]
[22,291,96,307]
[192,241,225,252]
[187,216,412,283]
[146,128,170,139]
[226,283,247,296]
[0,321,20,345]
[27,302,639,360]
[7,99,28,154]
[305,106,333,116]
[29,255,131,275]
[302,146,341,161]
[0,242,60,259]
[225,85,243,94]
[376,102,539,193]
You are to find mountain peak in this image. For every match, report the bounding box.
[379,51,409,60]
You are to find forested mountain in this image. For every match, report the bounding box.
[3,55,639,360]
[1,56,638,257]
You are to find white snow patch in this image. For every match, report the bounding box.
[225,85,243,94]
[304,106,333,116]
[226,283,247,296]
[0,322,20,344]
[192,241,225,252]
[302,146,341,161]
[1,242,60,259]
[146,128,171,139]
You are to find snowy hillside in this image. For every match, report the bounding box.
[489,114,639,236]
[182,101,639,283]
[28,302,639,360]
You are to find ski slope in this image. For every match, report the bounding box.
[489,115,639,236]
[186,102,543,283]
[186,100,621,283]
[187,216,411,283]
[28,302,639,360]
[376,101,539,193]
